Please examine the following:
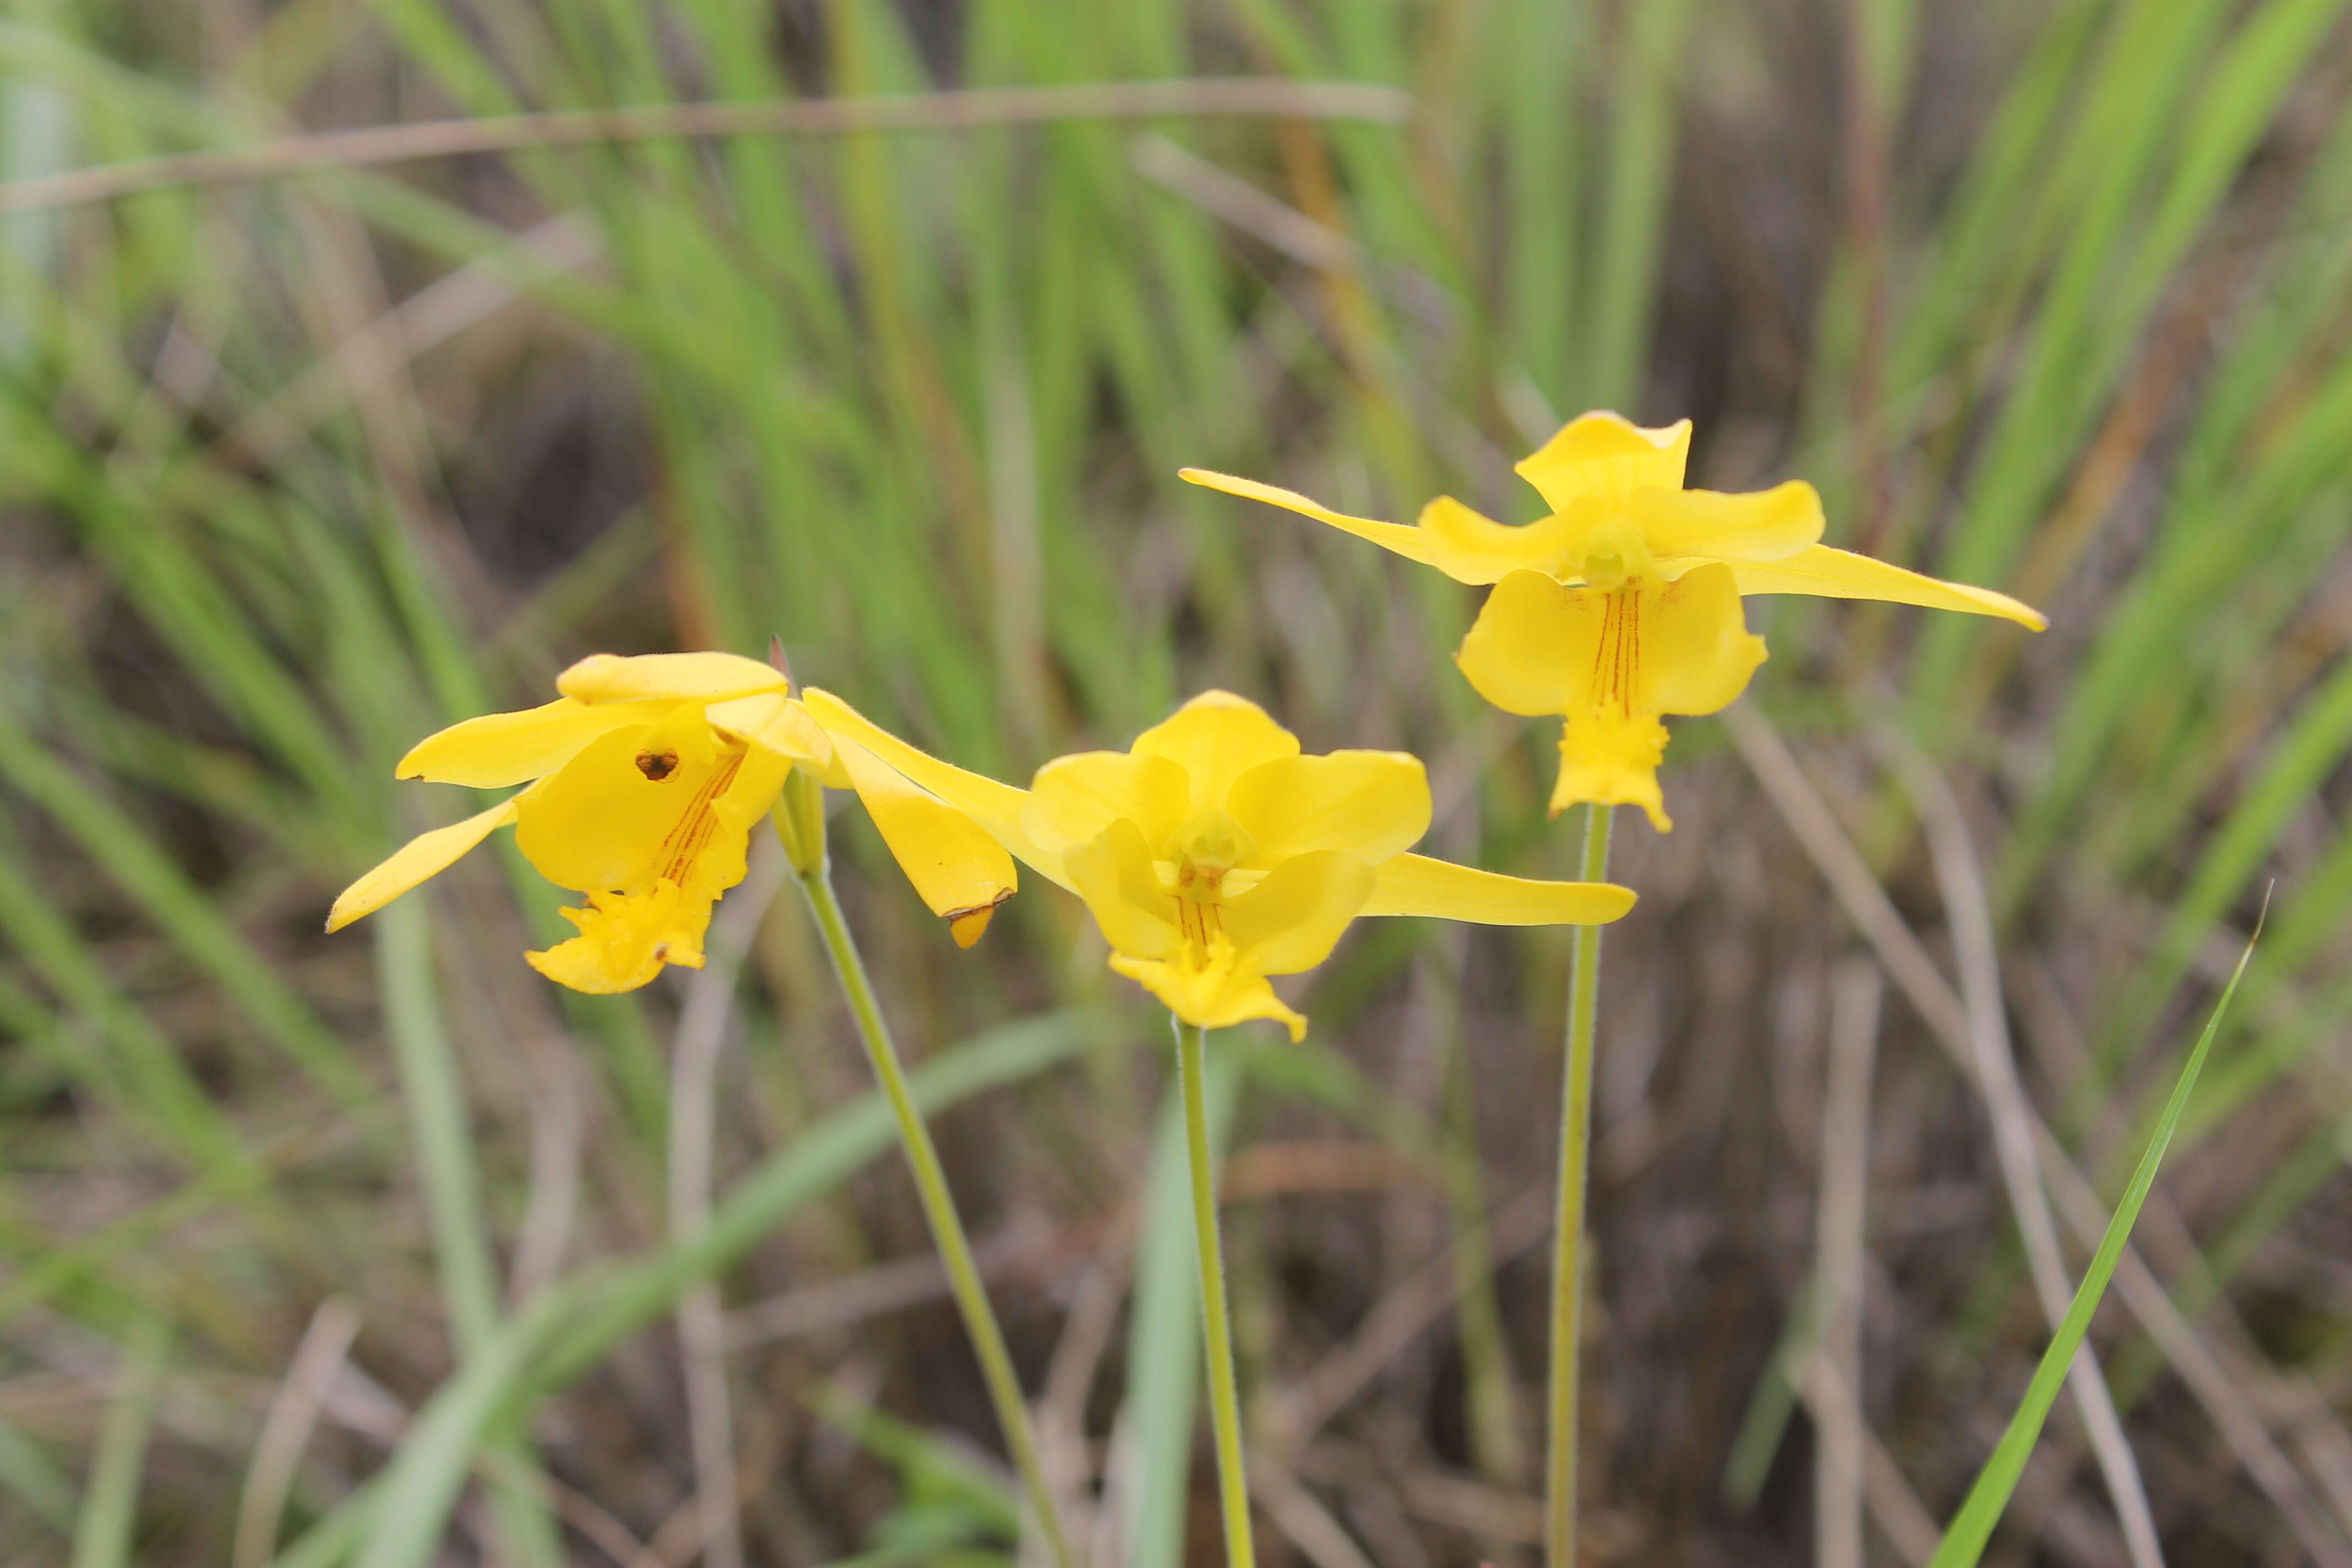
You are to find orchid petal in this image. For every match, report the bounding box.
[1026,752,1190,861]
[556,651,788,704]
[834,736,1019,946]
[1728,546,2048,629]
[527,881,712,993]
[1646,564,1770,717]
[1642,480,1823,565]
[1180,469,1567,585]
[801,689,1061,882]
[1106,954,1307,1042]
[705,691,843,785]
[1453,571,1599,718]
[1513,412,1690,513]
[326,797,519,932]
[1226,753,1430,867]
[514,707,729,894]
[1065,819,1182,961]
[395,698,674,787]
[1361,853,1635,925]
[1217,850,1375,974]
[1130,690,1300,816]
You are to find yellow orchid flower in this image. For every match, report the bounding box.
[328,652,1015,993]
[1182,411,2045,831]
[803,686,1635,1041]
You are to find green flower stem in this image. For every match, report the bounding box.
[792,848,1077,1568]
[1175,1016,1256,1568]
[1546,801,1614,1568]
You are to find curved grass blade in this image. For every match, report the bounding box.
[1926,903,2266,1568]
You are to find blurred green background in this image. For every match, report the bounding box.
[5,0,2352,1563]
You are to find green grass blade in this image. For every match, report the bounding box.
[0,1414,80,1535]
[0,704,379,1122]
[348,1296,567,1568]
[374,897,562,1568]
[1580,0,1696,411]
[0,833,260,1190]
[2098,655,2352,1075]
[377,898,499,1349]
[1925,914,2263,1568]
[70,1319,168,1568]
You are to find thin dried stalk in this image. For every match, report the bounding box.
[0,79,1413,215]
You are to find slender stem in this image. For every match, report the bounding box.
[795,861,1077,1568]
[0,80,1414,217]
[1174,1016,1257,1568]
[1545,802,1614,1568]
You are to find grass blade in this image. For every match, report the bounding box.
[71,1319,168,1568]
[1925,909,2265,1568]
[374,897,562,1568]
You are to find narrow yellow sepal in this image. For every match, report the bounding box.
[1359,853,1635,926]
[1727,545,2047,630]
[327,797,520,932]
[1178,468,1563,586]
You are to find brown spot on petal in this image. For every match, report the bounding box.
[635,749,680,781]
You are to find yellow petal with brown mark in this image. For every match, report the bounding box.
[513,706,727,895]
[396,698,674,787]
[526,881,713,994]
